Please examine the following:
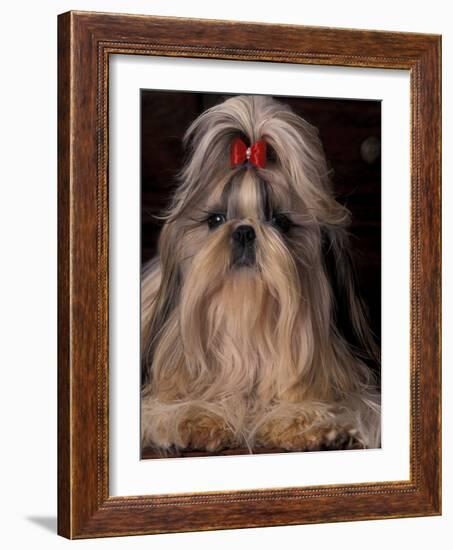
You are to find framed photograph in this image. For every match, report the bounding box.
[58,11,441,538]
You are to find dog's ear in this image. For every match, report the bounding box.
[141,225,181,386]
[321,226,380,371]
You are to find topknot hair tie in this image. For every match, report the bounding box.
[230,137,267,169]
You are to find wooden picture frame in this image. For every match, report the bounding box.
[58,10,441,539]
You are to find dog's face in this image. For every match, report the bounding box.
[180,167,298,266]
[166,165,315,318]
[166,167,306,346]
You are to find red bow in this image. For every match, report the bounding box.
[230,137,267,168]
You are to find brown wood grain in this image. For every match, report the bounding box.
[57,11,71,538]
[57,10,441,539]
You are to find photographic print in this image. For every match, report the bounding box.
[58,12,441,537]
[140,91,382,458]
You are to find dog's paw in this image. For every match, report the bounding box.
[256,418,364,452]
[315,426,364,451]
[180,413,237,452]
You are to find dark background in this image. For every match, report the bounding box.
[141,90,381,351]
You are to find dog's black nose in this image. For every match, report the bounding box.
[232,225,256,245]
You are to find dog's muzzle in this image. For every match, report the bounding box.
[231,224,256,267]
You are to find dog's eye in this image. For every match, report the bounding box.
[272,213,292,233]
[207,213,226,230]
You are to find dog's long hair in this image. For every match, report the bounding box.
[141,95,380,452]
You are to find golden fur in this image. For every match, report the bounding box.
[141,95,381,453]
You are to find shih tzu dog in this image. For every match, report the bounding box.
[141,94,381,454]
